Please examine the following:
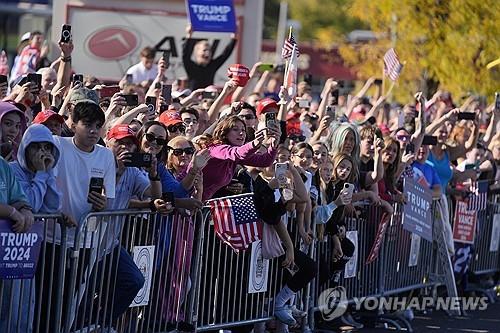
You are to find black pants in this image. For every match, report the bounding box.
[319,237,355,286]
[279,248,317,292]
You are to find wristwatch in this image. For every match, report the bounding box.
[149,174,160,181]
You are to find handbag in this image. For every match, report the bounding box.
[261,221,285,259]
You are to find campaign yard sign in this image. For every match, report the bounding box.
[452,200,477,244]
[0,220,44,279]
[188,0,236,33]
[403,179,433,242]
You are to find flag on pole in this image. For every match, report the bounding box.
[284,44,298,98]
[0,50,9,76]
[208,194,262,251]
[281,34,300,60]
[467,180,488,211]
[383,48,403,81]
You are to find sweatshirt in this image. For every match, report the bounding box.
[10,124,61,213]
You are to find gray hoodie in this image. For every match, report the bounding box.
[9,124,61,213]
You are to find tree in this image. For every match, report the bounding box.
[338,0,500,102]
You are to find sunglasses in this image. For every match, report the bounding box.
[289,135,306,142]
[239,114,256,120]
[145,133,167,146]
[168,146,196,156]
[167,124,186,133]
[396,135,410,142]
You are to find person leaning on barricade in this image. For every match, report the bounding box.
[251,159,316,328]
[0,134,34,333]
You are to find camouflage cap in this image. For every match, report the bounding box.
[69,87,99,105]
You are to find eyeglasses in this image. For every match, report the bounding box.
[239,114,256,120]
[167,124,186,133]
[145,133,167,146]
[168,146,196,156]
[289,135,306,142]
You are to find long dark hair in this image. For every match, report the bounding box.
[211,115,247,146]
[136,120,168,161]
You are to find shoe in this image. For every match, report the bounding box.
[341,313,363,329]
[290,305,307,318]
[274,306,297,326]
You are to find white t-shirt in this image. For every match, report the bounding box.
[52,137,116,246]
[126,62,158,84]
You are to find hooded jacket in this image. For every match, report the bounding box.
[0,101,28,160]
[9,124,61,213]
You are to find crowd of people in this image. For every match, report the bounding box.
[0,25,499,333]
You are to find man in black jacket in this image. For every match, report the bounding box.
[182,25,237,90]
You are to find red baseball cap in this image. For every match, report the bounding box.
[107,124,140,146]
[256,98,279,116]
[159,111,183,127]
[33,110,64,125]
[227,64,250,87]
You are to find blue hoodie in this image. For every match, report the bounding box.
[9,124,61,213]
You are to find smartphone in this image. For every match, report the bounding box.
[275,162,289,187]
[0,75,7,85]
[162,51,171,66]
[331,89,339,105]
[99,85,120,99]
[121,94,139,107]
[125,74,133,84]
[88,177,104,203]
[145,96,157,113]
[265,112,276,128]
[123,152,152,168]
[405,142,415,154]
[343,183,355,198]
[374,79,383,85]
[72,73,84,85]
[326,105,336,119]
[162,84,172,105]
[495,92,500,111]
[202,91,217,100]
[297,98,310,109]
[162,191,175,206]
[304,73,313,86]
[257,63,274,72]
[60,24,72,43]
[27,73,42,93]
[457,112,475,120]
[422,135,438,145]
[464,164,476,170]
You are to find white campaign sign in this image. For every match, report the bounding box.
[344,231,358,278]
[408,233,421,267]
[248,241,269,294]
[490,214,500,252]
[131,246,155,307]
[68,7,236,82]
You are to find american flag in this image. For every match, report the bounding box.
[208,194,262,251]
[281,34,300,59]
[467,180,488,211]
[383,48,404,81]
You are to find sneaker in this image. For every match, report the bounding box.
[341,313,363,329]
[275,306,297,326]
[290,305,307,318]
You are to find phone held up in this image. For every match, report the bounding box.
[88,177,104,203]
[123,152,152,168]
[60,24,72,43]
[265,112,276,128]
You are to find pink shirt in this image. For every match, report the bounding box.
[201,142,277,200]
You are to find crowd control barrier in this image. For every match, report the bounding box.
[1,193,499,333]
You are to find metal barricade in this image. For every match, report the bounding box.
[190,209,283,332]
[380,202,435,295]
[55,209,200,333]
[469,195,500,275]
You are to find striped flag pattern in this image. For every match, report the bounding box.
[383,48,403,81]
[208,194,262,251]
[0,50,9,76]
[281,34,300,59]
[468,180,488,211]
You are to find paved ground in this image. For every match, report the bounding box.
[337,300,500,333]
